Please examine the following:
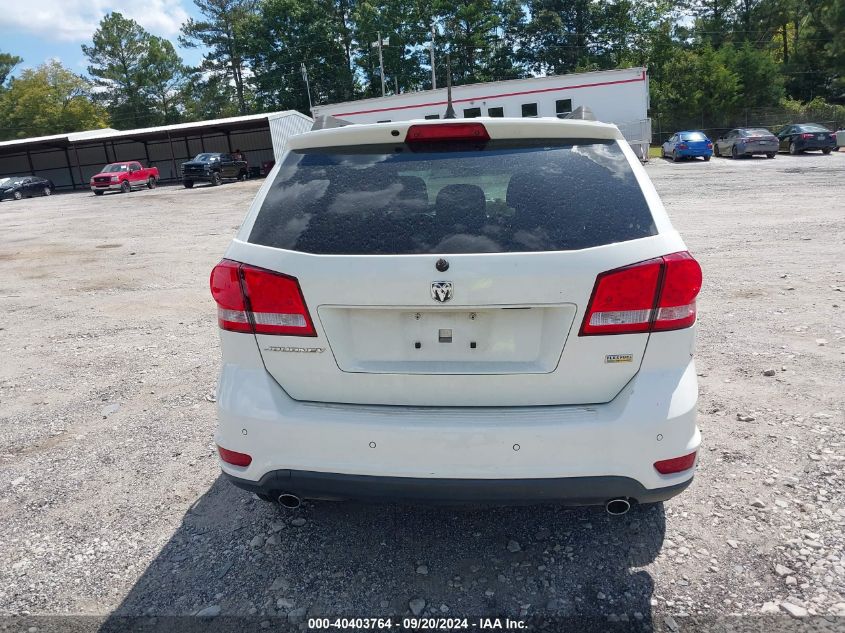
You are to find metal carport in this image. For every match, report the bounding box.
[0,111,312,191]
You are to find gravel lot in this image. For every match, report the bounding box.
[1,153,843,632]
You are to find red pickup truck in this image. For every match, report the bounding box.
[90,161,159,195]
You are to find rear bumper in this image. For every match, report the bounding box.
[226,469,692,505]
[737,144,777,155]
[794,140,835,151]
[215,329,700,503]
[677,149,712,157]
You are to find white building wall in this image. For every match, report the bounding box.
[312,67,650,156]
[269,112,313,159]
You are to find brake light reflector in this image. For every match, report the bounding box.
[405,122,490,143]
[209,259,316,336]
[580,251,702,336]
[653,251,702,331]
[654,451,697,474]
[218,445,252,467]
[210,260,251,333]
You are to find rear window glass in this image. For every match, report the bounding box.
[680,132,706,141]
[743,128,772,136]
[249,139,656,255]
[796,124,829,133]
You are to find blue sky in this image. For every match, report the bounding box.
[0,0,206,77]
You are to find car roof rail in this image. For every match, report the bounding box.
[311,115,354,131]
[559,106,596,121]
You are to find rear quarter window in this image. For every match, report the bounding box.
[249,139,657,255]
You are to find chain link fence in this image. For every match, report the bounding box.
[652,106,843,146]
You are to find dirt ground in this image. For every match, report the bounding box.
[0,152,843,632]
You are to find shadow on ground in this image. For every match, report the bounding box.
[98,475,666,631]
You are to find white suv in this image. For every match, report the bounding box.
[211,118,701,513]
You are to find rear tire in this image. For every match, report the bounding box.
[13,191,22,200]
[822,148,832,155]
[211,172,221,186]
[714,144,721,157]
[789,141,799,155]
[703,155,710,161]
[43,187,52,196]
[93,190,104,196]
[147,177,157,189]
[239,169,248,181]
[766,153,776,159]
[120,180,130,193]
[183,180,194,189]
[731,145,738,159]
[672,150,679,162]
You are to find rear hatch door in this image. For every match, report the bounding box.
[232,122,672,406]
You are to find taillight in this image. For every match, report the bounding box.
[706,142,713,148]
[580,251,702,336]
[654,451,697,474]
[405,122,490,143]
[653,252,702,331]
[218,445,252,467]
[677,143,688,150]
[209,259,316,336]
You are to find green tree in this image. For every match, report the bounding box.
[179,74,241,120]
[146,36,191,123]
[0,61,108,140]
[244,0,355,111]
[718,41,784,111]
[0,52,22,87]
[653,44,740,128]
[82,12,154,128]
[180,0,258,115]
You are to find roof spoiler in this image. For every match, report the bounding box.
[559,106,596,121]
[311,115,354,131]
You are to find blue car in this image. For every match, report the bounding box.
[661,131,713,162]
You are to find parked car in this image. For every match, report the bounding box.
[714,128,778,159]
[90,162,159,195]
[210,118,703,512]
[181,153,248,188]
[661,131,713,161]
[0,175,54,201]
[777,123,836,154]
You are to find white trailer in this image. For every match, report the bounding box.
[312,67,651,157]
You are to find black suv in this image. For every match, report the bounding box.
[181,153,248,188]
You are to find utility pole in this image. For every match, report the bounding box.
[301,63,313,113]
[444,53,456,119]
[430,23,437,89]
[372,32,388,97]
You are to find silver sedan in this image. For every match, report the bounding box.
[714,128,778,159]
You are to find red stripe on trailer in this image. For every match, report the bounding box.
[334,71,647,118]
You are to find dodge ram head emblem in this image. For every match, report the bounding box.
[431,281,453,303]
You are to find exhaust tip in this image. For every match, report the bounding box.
[277,493,302,509]
[605,498,631,516]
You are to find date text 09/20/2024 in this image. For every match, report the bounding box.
[307,617,527,630]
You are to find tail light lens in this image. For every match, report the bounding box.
[677,143,688,150]
[654,451,697,474]
[580,251,702,336]
[210,259,316,336]
[706,141,713,148]
[653,252,702,331]
[218,445,252,467]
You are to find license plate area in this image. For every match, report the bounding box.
[317,304,577,374]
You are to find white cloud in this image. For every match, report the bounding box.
[3,0,190,42]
